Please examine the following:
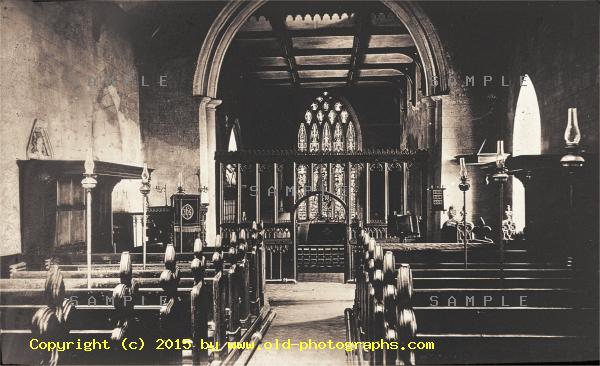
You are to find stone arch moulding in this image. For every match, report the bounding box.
[192,0,450,99]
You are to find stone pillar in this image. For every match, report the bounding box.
[199,97,222,246]
[421,96,443,241]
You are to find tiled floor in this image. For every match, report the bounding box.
[248,281,355,366]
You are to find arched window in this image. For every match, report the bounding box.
[512,74,541,231]
[296,91,360,221]
[227,128,238,152]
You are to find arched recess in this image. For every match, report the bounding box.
[193,1,450,98]
[512,74,541,231]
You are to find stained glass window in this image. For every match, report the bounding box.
[298,123,307,152]
[310,123,320,152]
[346,123,356,152]
[349,165,358,220]
[297,164,308,221]
[333,123,344,152]
[295,92,360,221]
[333,164,345,221]
[322,123,331,152]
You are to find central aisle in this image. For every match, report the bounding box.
[248,282,355,366]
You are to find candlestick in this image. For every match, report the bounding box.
[139,163,151,269]
[491,141,509,267]
[458,158,470,269]
[560,108,585,275]
[81,149,97,289]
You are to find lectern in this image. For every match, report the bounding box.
[171,193,207,252]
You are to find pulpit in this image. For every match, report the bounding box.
[17,159,147,257]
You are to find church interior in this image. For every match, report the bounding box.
[0,0,598,365]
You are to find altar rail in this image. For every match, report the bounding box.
[221,223,294,282]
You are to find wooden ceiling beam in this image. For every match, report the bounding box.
[246,63,410,72]
[236,26,410,40]
[267,13,300,87]
[348,10,371,86]
[257,76,403,85]
[240,46,417,58]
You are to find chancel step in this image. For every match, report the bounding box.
[413,307,597,335]
[413,288,581,307]
[414,334,597,364]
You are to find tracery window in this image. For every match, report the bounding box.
[295,91,360,221]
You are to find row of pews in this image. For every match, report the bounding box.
[347,228,599,364]
[346,231,418,365]
[1,222,275,365]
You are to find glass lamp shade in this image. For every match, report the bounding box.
[495,140,506,170]
[141,163,150,183]
[459,157,468,179]
[84,149,95,175]
[564,108,581,147]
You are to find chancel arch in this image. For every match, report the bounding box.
[193,1,450,247]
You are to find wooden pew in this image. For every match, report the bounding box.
[347,227,598,364]
[1,221,272,365]
[347,230,417,365]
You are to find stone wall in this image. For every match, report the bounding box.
[504,1,599,154]
[139,57,202,206]
[0,1,143,255]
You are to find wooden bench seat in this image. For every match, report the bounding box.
[0,222,273,365]
[345,228,598,365]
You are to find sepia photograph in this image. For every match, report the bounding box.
[0,0,598,365]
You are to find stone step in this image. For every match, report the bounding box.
[410,268,572,278]
[413,333,597,364]
[297,272,344,282]
[413,288,579,307]
[404,262,568,268]
[412,277,573,289]
[413,307,597,335]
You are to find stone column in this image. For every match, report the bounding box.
[199,97,222,246]
[424,96,443,241]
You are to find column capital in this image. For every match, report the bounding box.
[197,96,212,107]
[421,96,437,108]
[197,96,223,110]
[207,99,223,110]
